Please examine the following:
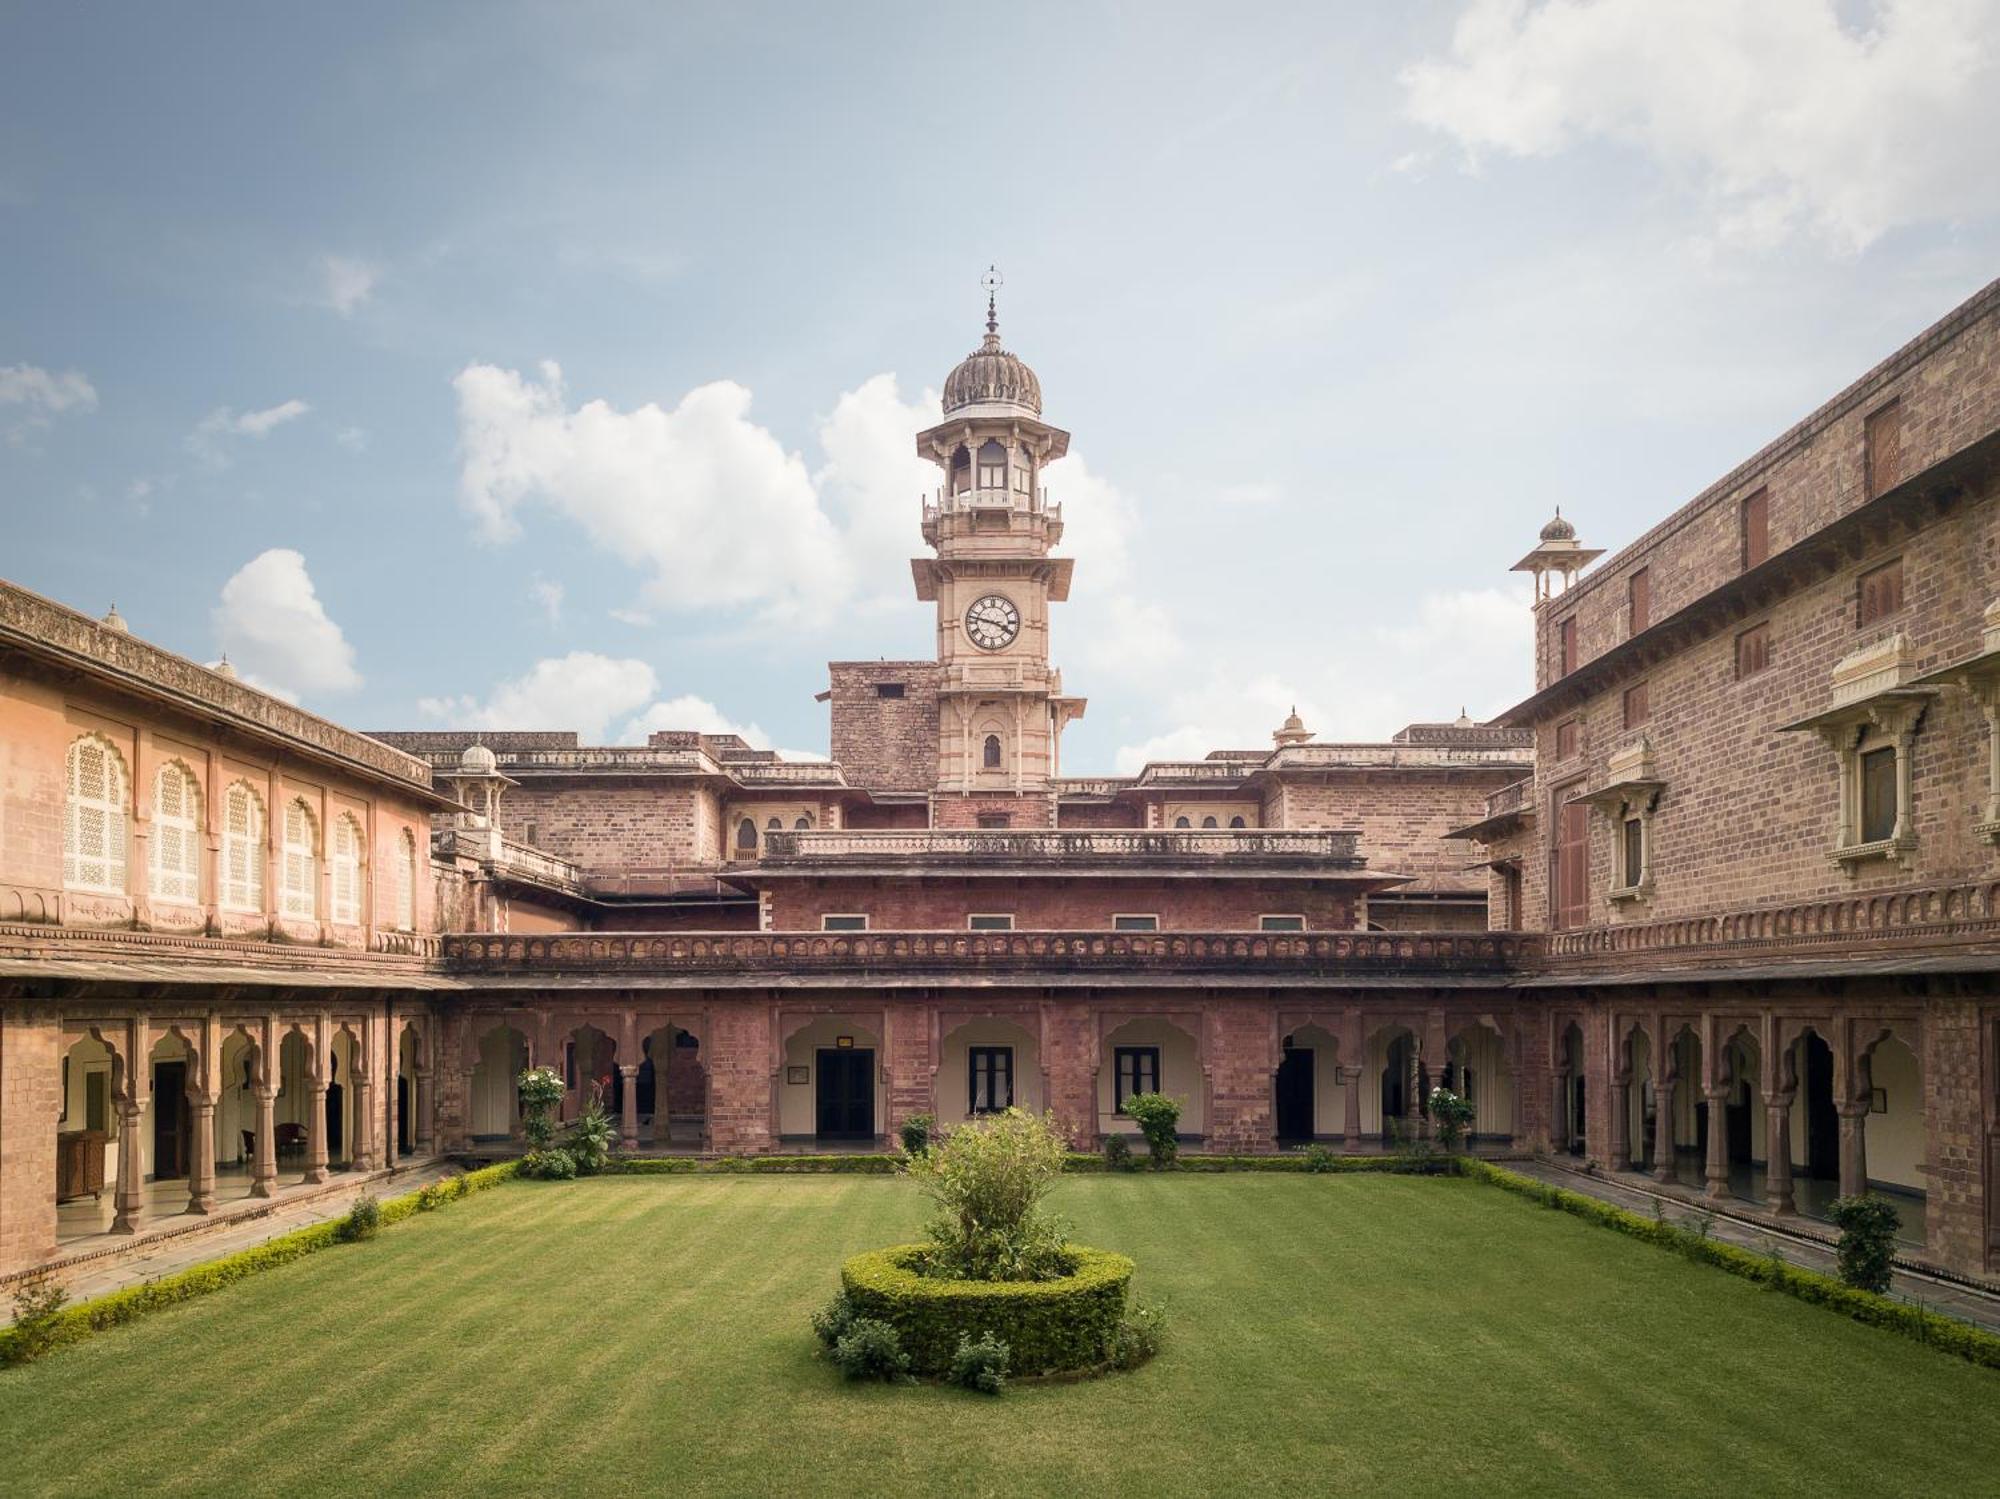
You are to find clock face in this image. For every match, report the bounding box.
[964,594,1021,651]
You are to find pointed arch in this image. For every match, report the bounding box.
[64,732,130,894]
[281,796,319,920]
[220,781,266,912]
[391,826,418,930]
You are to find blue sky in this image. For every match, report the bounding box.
[4,1,1997,772]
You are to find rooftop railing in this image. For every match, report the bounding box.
[758,828,1362,862]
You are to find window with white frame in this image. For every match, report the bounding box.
[148,761,201,904]
[1114,1046,1161,1112]
[221,782,265,912]
[394,827,417,930]
[969,1047,1013,1113]
[330,813,364,925]
[64,734,129,894]
[281,797,318,920]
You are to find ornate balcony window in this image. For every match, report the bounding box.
[1783,632,1936,871]
[1577,738,1664,905]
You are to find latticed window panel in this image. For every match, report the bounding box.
[331,813,363,925]
[222,782,265,912]
[394,828,418,930]
[282,799,317,920]
[64,735,129,894]
[149,762,202,904]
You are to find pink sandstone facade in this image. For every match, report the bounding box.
[3,283,1998,1285]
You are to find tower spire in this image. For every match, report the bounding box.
[980,264,1003,342]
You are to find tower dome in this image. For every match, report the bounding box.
[459,742,498,775]
[1539,508,1576,542]
[940,277,1042,416]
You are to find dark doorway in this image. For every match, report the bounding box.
[326,1081,345,1159]
[636,1052,657,1117]
[1726,1081,1754,1166]
[815,1049,874,1140]
[152,1061,190,1180]
[1381,1035,1411,1126]
[1803,1034,1839,1179]
[397,1075,412,1156]
[1276,1044,1314,1141]
[1569,1075,1587,1156]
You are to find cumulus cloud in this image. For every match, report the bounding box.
[1402,0,2000,252]
[1111,585,1534,773]
[1,363,97,441]
[321,255,377,316]
[212,549,363,700]
[187,398,311,466]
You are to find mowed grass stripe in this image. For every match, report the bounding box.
[5,1175,1996,1499]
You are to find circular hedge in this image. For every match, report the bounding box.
[840,1244,1134,1376]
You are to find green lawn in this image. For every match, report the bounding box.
[5,1175,1996,1498]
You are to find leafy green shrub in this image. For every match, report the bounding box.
[414,1182,449,1212]
[1829,1194,1900,1293]
[841,1244,1133,1376]
[336,1193,381,1242]
[517,1065,564,1151]
[1102,1134,1136,1171]
[1122,1093,1181,1168]
[1426,1087,1476,1150]
[2,1277,71,1366]
[1106,1298,1168,1370]
[521,1147,577,1180]
[567,1092,617,1176]
[832,1317,910,1381]
[899,1113,935,1157]
[811,1289,859,1348]
[949,1331,1010,1394]
[905,1108,1072,1281]
[1299,1143,1336,1173]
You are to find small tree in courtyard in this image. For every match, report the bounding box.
[905,1108,1072,1280]
[1828,1194,1900,1293]
[1427,1087,1476,1152]
[516,1065,574,1178]
[1123,1093,1181,1169]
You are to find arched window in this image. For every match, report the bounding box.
[149,761,201,904]
[394,828,417,930]
[982,734,1003,770]
[950,445,971,494]
[64,734,129,894]
[330,813,364,925]
[736,817,758,851]
[1173,816,1191,829]
[977,439,1007,490]
[1201,816,1218,829]
[221,782,265,912]
[794,815,812,831]
[1228,816,1246,829]
[766,816,782,832]
[1012,448,1033,494]
[281,797,318,920]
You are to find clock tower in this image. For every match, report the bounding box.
[913,272,1085,820]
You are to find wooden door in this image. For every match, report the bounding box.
[815,1049,874,1140]
[152,1060,190,1180]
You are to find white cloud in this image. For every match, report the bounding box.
[1111,585,1534,773]
[1,363,97,441]
[1402,0,2000,251]
[212,549,363,699]
[335,426,369,452]
[810,373,940,605]
[530,576,564,625]
[608,607,655,627]
[620,692,772,747]
[187,399,311,466]
[454,361,851,617]
[321,255,377,316]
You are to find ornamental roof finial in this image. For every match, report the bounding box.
[980,263,1003,342]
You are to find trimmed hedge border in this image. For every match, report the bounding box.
[1463,1160,2000,1372]
[0,1161,518,1368]
[841,1243,1134,1376]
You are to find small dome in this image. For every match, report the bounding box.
[1282,707,1305,732]
[1455,707,1474,728]
[942,331,1042,416]
[101,604,128,633]
[459,742,498,774]
[211,656,238,679]
[1539,508,1576,543]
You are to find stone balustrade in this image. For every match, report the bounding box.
[758,828,1362,862]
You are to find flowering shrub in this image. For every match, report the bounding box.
[568,1089,617,1175]
[1426,1087,1476,1151]
[517,1065,564,1151]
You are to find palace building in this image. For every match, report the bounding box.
[2,280,1998,1287]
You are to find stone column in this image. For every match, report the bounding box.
[1703,1086,1731,1199]
[619,1064,641,1150]
[250,1086,278,1197]
[351,1043,377,1172]
[1552,1073,1571,1154]
[1652,1077,1677,1184]
[186,1092,218,1214]
[1837,1101,1869,1198]
[111,1097,146,1234]
[455,1066,477,1150]
[1341,1066,1362,1146]
[1609,1075,1631,1171]
[415,1066,435,1154]
[305,1070,330,1184]
[1764,1092,1795,1215]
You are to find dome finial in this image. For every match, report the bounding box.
[980,263,1003,339]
